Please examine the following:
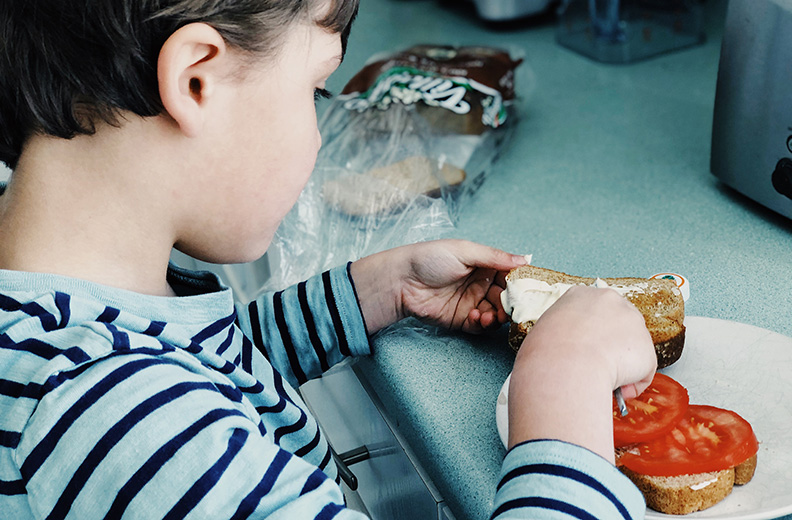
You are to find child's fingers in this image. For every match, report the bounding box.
[465,309,484,333]
[449,240,527,272]
[485,283,505,310]
[618,383,639,400]
[626,371,656,398]
[465,307,502,333]
[478,309,500,330]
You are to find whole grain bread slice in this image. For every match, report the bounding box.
[504,265,686,368]
[618,454,757,515]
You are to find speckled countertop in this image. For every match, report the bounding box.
[328,0,792,518]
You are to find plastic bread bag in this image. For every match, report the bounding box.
[257,45,527,292]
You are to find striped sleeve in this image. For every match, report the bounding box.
[237,264,371,387]
[18,353,368,520]
[491,440,646,520]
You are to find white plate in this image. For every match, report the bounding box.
[495,316,792,520]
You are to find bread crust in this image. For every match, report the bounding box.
[734,453,758,485]
[504,265,686,368]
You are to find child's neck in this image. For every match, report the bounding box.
[0,131,179,297]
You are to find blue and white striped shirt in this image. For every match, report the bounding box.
[0,264,645,519]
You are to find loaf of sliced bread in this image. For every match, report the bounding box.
[322,156,466,216]
[618,454,757,515]
[503,265,686,368]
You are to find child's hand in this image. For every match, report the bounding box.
[397,239,528,333]
[350,239,527,335]
[507,286,656,461]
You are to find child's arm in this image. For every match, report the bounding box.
[237,239,522,387]
[236,238,522,387]
[493,286,656,518]
[507,285,656,460]
[20,354,371,520]
[235,265,371,388]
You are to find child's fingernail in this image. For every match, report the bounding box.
[513,254,531,265]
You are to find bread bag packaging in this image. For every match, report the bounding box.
[319,45,524,218]
[338,45,521,135]
[262,45,525,291]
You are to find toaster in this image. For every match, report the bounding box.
[710,0,792,220]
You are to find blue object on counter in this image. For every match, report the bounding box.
[557,0,706,63]
[468,0,555,21]
[589,0,626,41]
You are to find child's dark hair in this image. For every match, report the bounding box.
[0,0,358,170]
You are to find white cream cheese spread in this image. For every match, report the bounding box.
[689,476,719,491]
[500,278,576,324]
[501,276,646,324]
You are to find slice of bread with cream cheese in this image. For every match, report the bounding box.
[501,264,686,368]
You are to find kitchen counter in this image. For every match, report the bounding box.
[326,0,792,519]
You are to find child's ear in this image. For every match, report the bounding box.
[157,23,229,138]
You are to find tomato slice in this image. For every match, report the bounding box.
[618,404,759,476]
[613,373,689,447]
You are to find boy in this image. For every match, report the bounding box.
[0,0,655,518]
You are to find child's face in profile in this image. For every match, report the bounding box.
[186,14,343,263]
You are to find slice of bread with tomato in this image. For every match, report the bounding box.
[613,373,759,515]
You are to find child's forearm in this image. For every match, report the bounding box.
[349,250,405,335]
[508,345,617,462]
[507,285,656,463]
